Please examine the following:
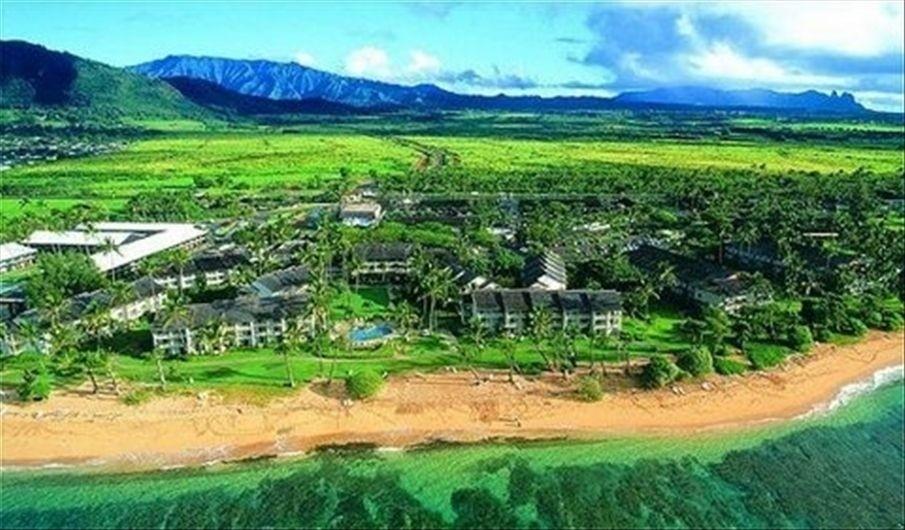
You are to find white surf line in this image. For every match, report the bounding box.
[797,364,904,419]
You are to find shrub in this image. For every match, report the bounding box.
[122,389,153,406]
[864,311,884,329]
[841,318,868,337]
[788,325,814,353]
[881,312,904,331]
[18,367,52,401]
[677,347,714,377]
[576,376,603,402]
[346,369,384,400]
[745,342,791,370]
[642,355,681,389]
[714,357,747,376]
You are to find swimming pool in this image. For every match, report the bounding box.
[348,323,394,343]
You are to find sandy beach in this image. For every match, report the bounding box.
[1,331,902,470]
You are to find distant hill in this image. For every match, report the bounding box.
[162,76,360,115]
[614,86,865,113]
[130,55,870,114]
[0,40,211,121]
[130,55,459,109]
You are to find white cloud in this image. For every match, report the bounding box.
[704,1,904,57]
[294,51,316,67]
[687,42,850,87]
[408,50,441,74]
[345,46,391,78]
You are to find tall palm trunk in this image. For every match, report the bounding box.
[87,369,99,394]
[156,358,167,389]
[283,351,295,388]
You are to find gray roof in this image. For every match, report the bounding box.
[174,251,249,275]
[522,251,567,287]
[468,289,621,316]
[249,266,310,296]
[354,242,414,262]
[155,294,308,330]
[12,276,165,329]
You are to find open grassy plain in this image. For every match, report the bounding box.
[2,112,902,225]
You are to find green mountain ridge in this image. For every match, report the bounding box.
[0,40,212,122]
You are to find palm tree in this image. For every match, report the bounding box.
[103,352,121,395]
[169,248,191,298]
[420,264,455,332]
[147,348,168,390]
[528,306,554,371]
[388,301,419,342]
[199,319,229,355]
[159,294,190,354]
[279,317,308,388]
[98,237,123,281]
[77,349,104,394]
[462,316,487,382]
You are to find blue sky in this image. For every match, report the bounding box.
[2,1,903,111]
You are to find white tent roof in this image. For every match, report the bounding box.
[0,242,37,263]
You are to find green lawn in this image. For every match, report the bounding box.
[330,287,392,320]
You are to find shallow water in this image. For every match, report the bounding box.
[2,371,903,529]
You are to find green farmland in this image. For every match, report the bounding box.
[2,112,903,223]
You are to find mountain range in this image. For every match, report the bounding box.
[131,54,867,113]
[0,40,870,120]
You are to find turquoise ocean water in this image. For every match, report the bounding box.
[2,368,903,529]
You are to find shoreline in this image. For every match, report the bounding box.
[1,331,902,471]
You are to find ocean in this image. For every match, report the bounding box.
[2,367,903,529]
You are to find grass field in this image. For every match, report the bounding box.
[407,135,904,175]
[4,122,903,202]
[1,132,419,197]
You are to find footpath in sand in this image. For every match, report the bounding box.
[1,331,902,470]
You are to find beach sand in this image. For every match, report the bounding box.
[1,331,902,470]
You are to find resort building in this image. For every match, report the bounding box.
[2,277,167,355]
[435,250,498,293]
[340,202,383,227]
[23,222,207,276]
[462,288,622,335]
[352,243,414,282]
[245,266,311,298]
[522,250,567,290]
[628,244,760,313]
[0,243,37,272]
[156,251,249,290]
[151,295,310,355]
[726,239,859,276]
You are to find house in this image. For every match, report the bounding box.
[151,295,310,355]
[462,288,622,336]
[0,243,37,272]
[156,251,249,290]
[726,239,859,276]
[340,202,383,227]
[352,243,414,282]
[0,283,27,321]
[434,250,498,293]
[24,222,207,276]
[2,277,167,355]
[522,250,567,290]
[245,266,311,298]
[628,244,759,313]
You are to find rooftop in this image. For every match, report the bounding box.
[0,242,37,263]
[156,294,308,330]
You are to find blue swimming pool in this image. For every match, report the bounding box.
[348,323,394,343]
